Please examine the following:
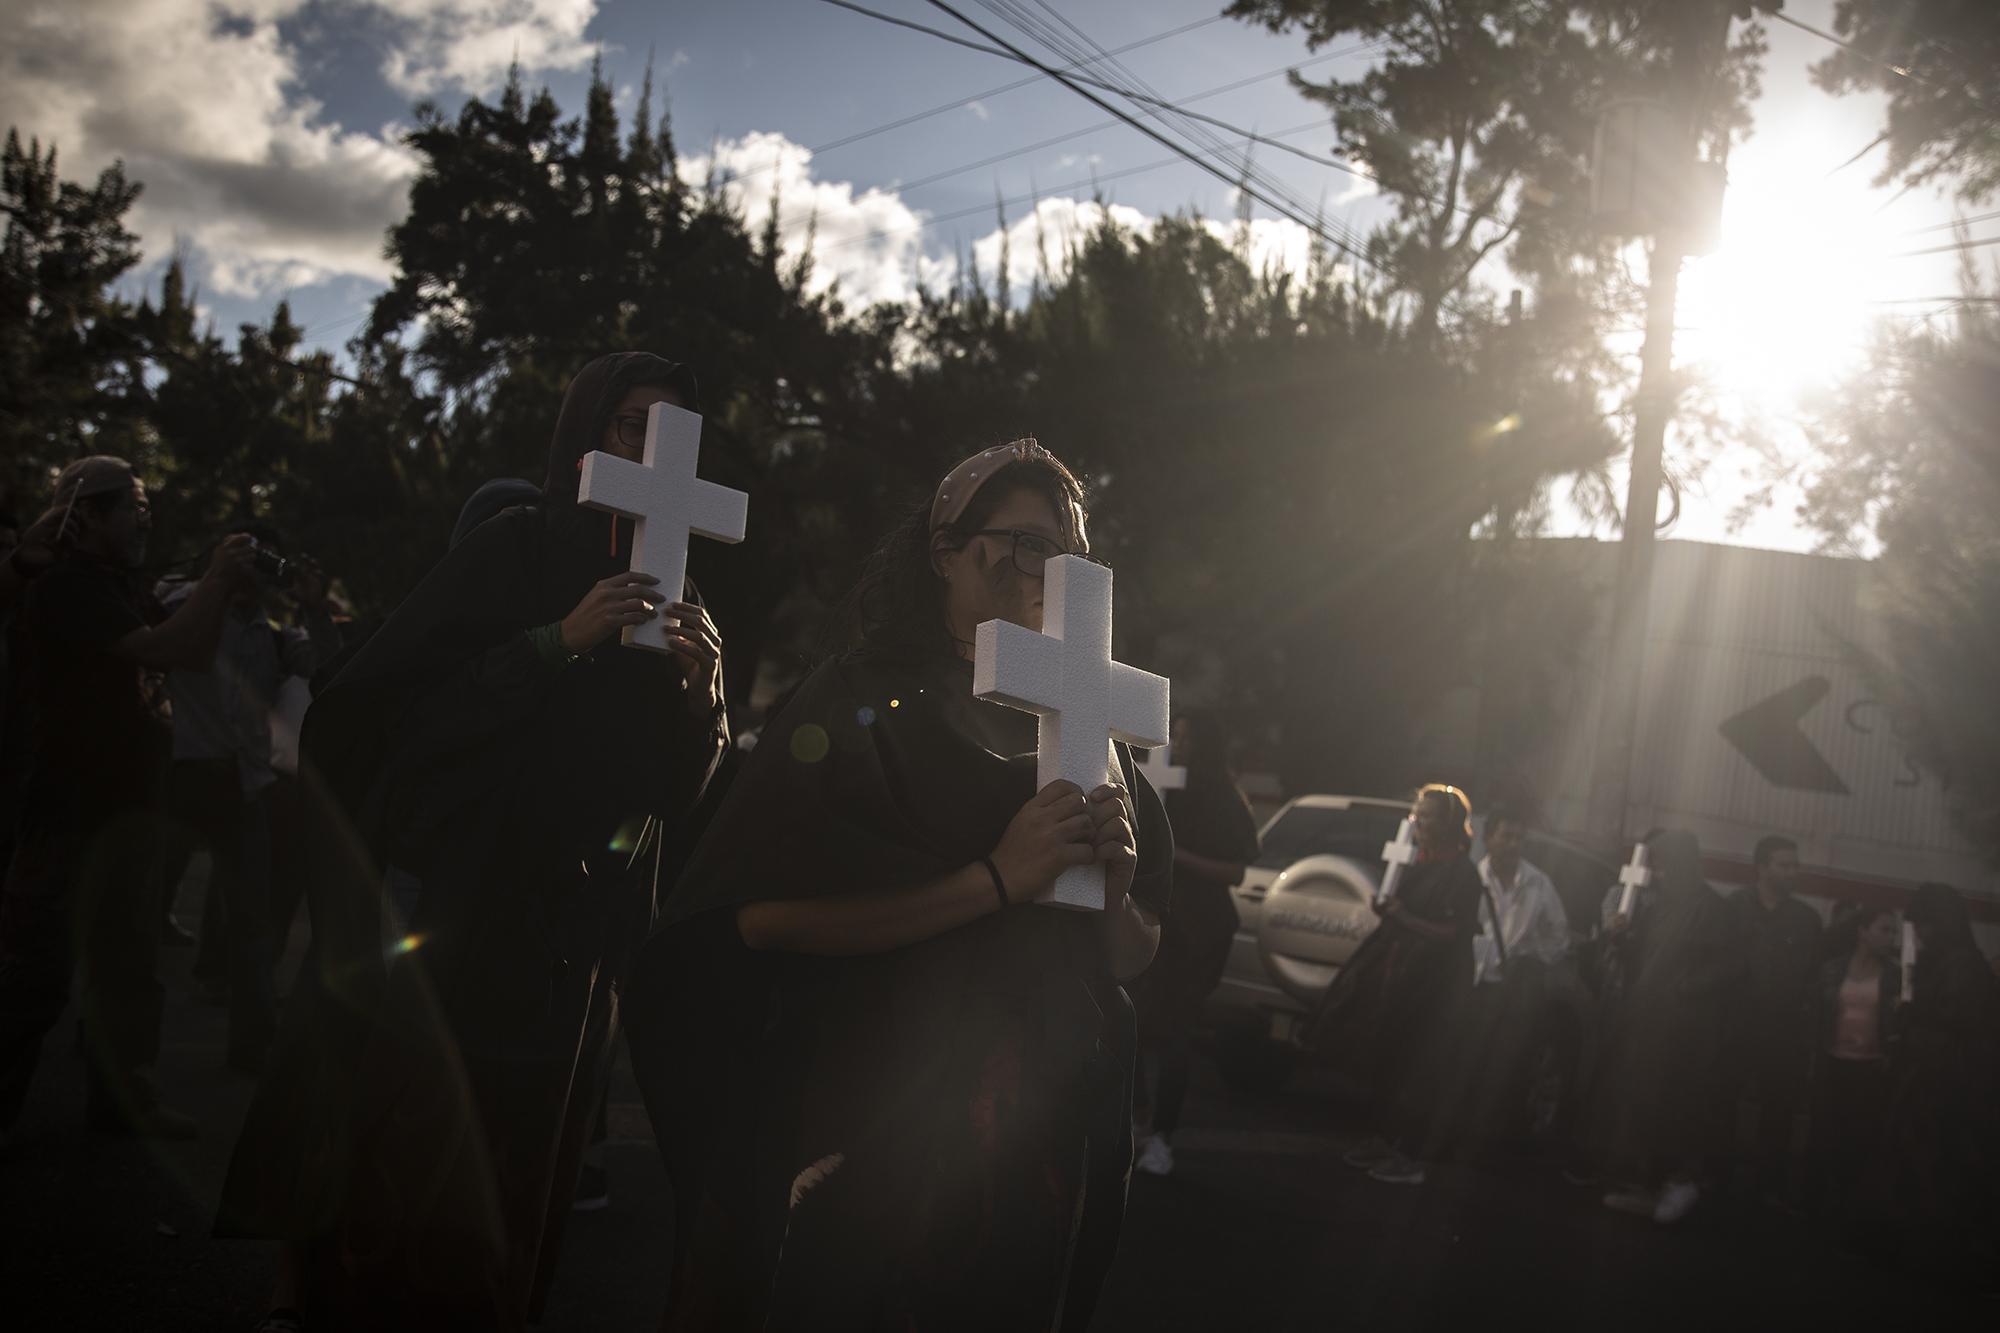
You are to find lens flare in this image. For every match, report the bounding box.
[607,815,648,854]
[790,723,831,763]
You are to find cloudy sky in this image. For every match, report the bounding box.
[3,0,1981,549]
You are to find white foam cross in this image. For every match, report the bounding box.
[577,401,748,654]
[1616,842,1652,918]
[1376,817,1418,907]
[974,555,1169,910]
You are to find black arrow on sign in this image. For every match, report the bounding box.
[1719,676,1850,794]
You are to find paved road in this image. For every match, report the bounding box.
[4,872,1988,1330]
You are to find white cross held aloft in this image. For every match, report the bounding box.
[974,554,1169,910]
[1615,841,1652,919]
[1900,918,1917,1004]
[1138,746,1186,793]
[1374,816,1418,908]
[577,401,749,655]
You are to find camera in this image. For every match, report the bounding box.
[246,541,291,585]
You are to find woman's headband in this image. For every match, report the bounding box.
[929,437,1059,532]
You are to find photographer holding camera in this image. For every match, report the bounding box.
[0,456,256,1138]
[156,522,340,1072]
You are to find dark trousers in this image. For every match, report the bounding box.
[1138,1033,1193,1138]
[162,758,277,1058]
[1808,1056,1890,1220]
[0,800,167,1128]
[159,780,227,982]
[265,772,305,958]
[1725,1037,1810,1196]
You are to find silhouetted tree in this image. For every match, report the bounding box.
[0,129,147,501]
[1802,276,2000,858]
[1813,0,2000,204]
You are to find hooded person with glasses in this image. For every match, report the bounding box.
[217,354,731,1332]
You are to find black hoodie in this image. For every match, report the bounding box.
[218,353,727,1328]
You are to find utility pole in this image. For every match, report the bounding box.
[1585,0,1744,856]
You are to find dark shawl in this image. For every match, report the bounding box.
[1134,773,1259,1032]
[626,646,1172,1331]
[1304,848,1484,1107]
[1885,884,2000,1227]
[1586,830,1742,1177]
[218,353,725,1324]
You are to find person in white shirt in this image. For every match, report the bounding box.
[1407,805,1573,1174]
[1474,807,1571,985]
[156,525,339,1071]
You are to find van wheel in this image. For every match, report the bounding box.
[1213,1017,1297,1095]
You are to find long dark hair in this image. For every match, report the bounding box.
[1908,880,1977,980]
[1825,901,1895,962]
[836,456,1087,660]
[1179,710,1232,791]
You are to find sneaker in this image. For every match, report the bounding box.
[1603,1189,1658,1218]
[1342,1137,1393,1171]
[1653,1180,1700,1225]
[1135,1133,1175,1177]
[1368,1153,1427,1186]
[573,1163,609,1212]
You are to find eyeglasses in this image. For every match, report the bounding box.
[963,528,1105,578]
[612,414,650,452]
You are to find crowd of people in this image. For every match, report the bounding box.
[1,351,1997,1330]
[1296,797,2000,1281]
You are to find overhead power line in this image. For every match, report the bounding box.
[726,7,1230,192]
[1896,208,2000,238]
[904,0,1379,270]
[815,1,1384,193]
[811,118,1336,257]
[851,41,1385,201]
[1772,7,1992,112]
[1890,233,2000,260]
[1770,10,1925,83]
[1004,0,1347,244]
[819,0,1376,259]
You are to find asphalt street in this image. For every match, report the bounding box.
[3,867,1988,1331]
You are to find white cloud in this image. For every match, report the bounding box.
[968,197,1154,294]
[2,1,420,297]
[676,133,1332,312]
[1203,216,1319,281]
[371,0,601,97]
[1334,174,1378,205]
[0,0,1332,333]
[679,131,939,308]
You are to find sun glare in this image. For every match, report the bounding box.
[1674,132,1908,416]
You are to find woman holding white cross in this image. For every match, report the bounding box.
[1305,783,1485,1188]
[629,438,1173,1332]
